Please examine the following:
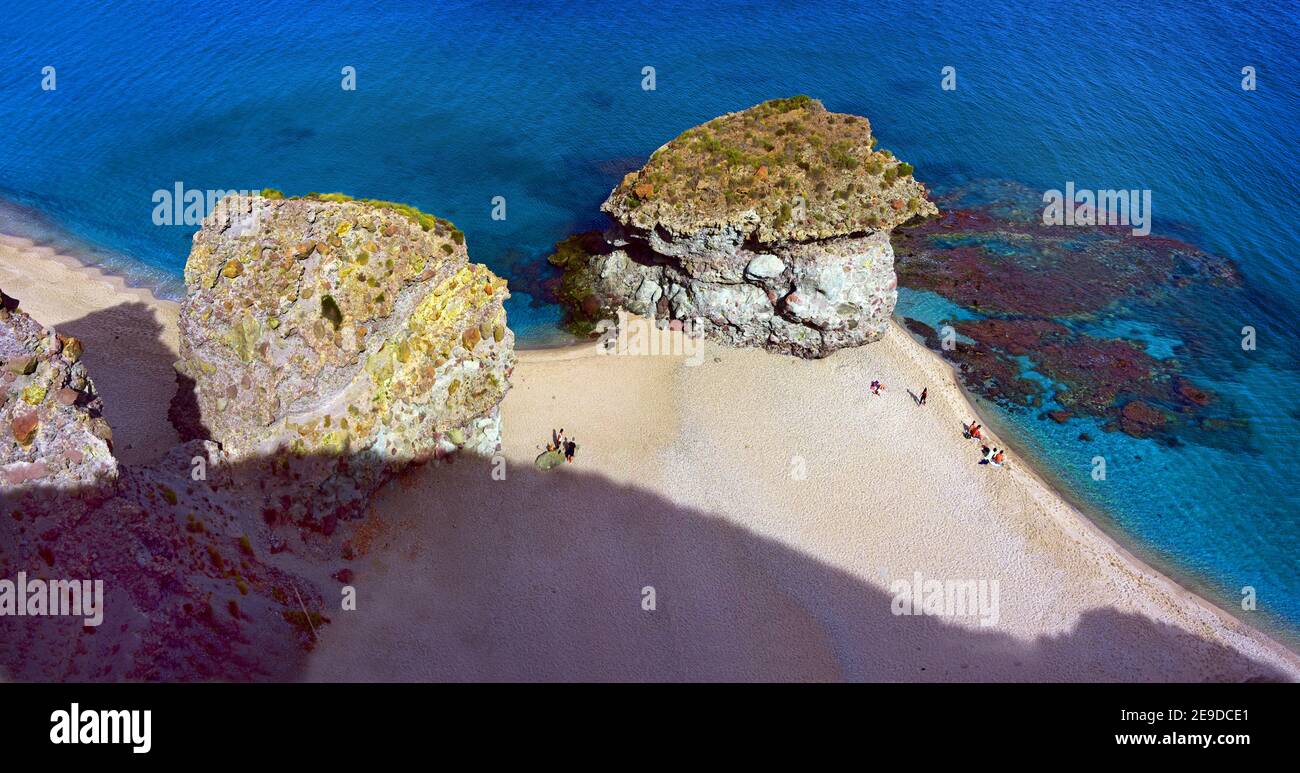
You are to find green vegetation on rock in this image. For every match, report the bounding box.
[545,232,612,337]
[605,96,937,242]
[288,191,463,238]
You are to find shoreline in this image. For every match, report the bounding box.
[4,231,1298,680]
[892,320,1300,661]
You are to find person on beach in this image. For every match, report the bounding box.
[564,439,577,463]
[980,445,992,464]
[870,380,886,396]
[969,422,982,441]
[991,449,1005,467]
[553,427,566,449]
[919,387,928,406]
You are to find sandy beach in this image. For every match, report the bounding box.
[3,235,1297,682]
[0,234,180,465]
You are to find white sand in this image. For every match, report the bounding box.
[4,237,1297,681]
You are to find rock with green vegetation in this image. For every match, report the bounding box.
[0,290,116,489]
[555,97,938,357]
[176,193,514,505]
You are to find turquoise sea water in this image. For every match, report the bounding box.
[1,2,1297,639]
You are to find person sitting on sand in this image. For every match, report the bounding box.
[991,449,1005,467]
[564,439,577,463]
[980,445,991,464]
[969,422,982,441]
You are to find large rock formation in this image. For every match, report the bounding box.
[550,96,937,357]
[0,289,116,492]
[175,193,514,507]
[2,193,518,680]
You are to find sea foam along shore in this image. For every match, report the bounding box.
[3,232,1298,681]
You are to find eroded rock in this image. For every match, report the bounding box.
[0,292,116,492]
[2,192,519,681]
[175,194,514,506]
[549,97,937,357]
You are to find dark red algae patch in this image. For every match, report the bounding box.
[904,318,1045,408]
[894,185,1240,319]
[894,180,1245,447]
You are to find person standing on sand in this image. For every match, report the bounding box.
[564,439,577,463]
[919,387,928,406]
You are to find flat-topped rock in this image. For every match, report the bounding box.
[553,98,938,357]
[604,96,937,243]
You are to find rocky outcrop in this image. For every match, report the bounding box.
[175,193,514,507]
[1,193,517,680]
[551,96,937,357]
[0,289,116,492]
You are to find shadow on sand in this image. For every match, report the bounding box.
[40,300,184,462]
[0,301,1290,682]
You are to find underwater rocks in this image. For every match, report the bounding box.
[955,318,1214,436]
[0,289,116,492]
[894,180,1240,445]
[893,181,1240,319]
[551,97,937,357]
[176,193,514,505]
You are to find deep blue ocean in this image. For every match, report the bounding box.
[1,1,1297,641]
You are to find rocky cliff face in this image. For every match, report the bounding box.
[551,97,937,357]
[0,290,116,491]
[1,194,516,680]
[176,193,514,507]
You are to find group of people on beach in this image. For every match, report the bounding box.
[871,379,1005,468]
[871,380,929,407]
[964,421,1005,467]
[547,427,578,463]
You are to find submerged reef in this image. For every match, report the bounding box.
[548,97,937,357]
[894,180,1244,446]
